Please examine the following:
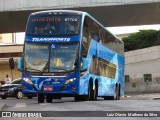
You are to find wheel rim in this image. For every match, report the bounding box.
[17,91,22,98]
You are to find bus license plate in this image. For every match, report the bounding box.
[43,86,53,91]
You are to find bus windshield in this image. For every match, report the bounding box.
[24,42,79,72]
[26,15,81,36]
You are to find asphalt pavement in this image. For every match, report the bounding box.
[1,92,160,111]
[123,92,160,100]
[0,103,5,111]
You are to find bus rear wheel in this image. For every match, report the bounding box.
[38,93,45,103]
[114,85,120,100]
[87,83,92,101]
[93,83,98,100]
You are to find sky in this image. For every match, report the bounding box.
[15,24,160,44]
[107,24,160,35]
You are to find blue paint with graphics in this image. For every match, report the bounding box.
[22,71,80,94]
[79,40,125,96]
[21,10,124,98]
[25,35,80,43]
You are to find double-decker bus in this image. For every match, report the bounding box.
[18,10,125,103]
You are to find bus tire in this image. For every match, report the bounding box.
[94,81,98,100]
[90,90,94,100]
[38,93,45,103]
[116,85,120,100]
[114,85,120,100]
[79,85,92,101]
[46,94,52,103]
[88,80,95,101]
[74,96,82,101]
[86,83,92,101]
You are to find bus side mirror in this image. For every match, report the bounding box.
[18,57,22,71]
[82,58,88,70]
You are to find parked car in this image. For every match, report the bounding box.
[0,78,36,99]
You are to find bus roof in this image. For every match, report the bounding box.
[31,10,86,16]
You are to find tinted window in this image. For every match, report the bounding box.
[90,57,117,79]
[27,15,81,36]
[83,16,124,56]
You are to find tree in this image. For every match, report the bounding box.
[122,30,160,52]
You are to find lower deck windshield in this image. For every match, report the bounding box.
[24,42,79,73]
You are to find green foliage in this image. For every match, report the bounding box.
[122,30,160,52]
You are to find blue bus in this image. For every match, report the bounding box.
[18,10,125,103]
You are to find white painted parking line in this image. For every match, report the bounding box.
[14,103,26,108]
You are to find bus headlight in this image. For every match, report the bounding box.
[64,78,76,85]
[23,78,33,85]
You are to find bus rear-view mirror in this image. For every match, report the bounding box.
[18,57,22,71]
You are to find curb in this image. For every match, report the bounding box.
[0,104,6,111]
[123,95,131,98]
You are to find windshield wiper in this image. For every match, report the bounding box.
[41,62,49,72]
[25,68,42,72]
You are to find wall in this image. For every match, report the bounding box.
[125,45,160,93]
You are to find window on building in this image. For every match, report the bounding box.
[144,74,152,82]
[132,83,136,88]
[125,75,130,83]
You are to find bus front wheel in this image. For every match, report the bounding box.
[38,93,45,103]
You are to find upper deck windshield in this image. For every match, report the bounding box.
[26,15,81,36]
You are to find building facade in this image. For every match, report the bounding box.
[0,45,22,81]
[125,45,160,93]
